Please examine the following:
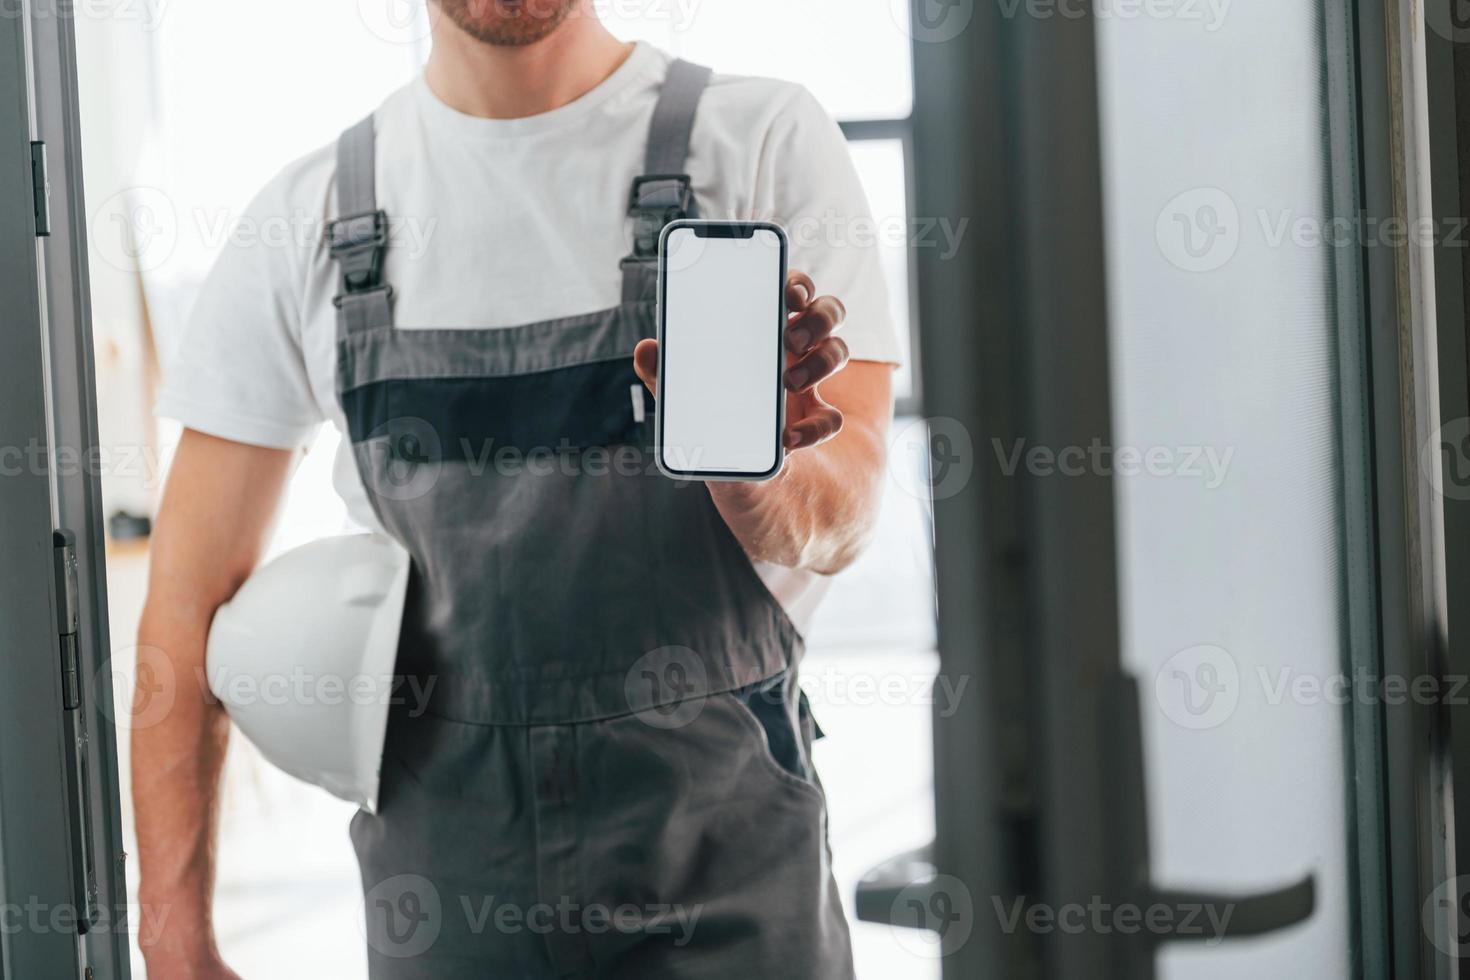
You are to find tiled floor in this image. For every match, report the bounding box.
[110,424,942,979]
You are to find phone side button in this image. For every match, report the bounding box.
[630,383,647,424]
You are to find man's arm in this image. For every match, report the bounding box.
[634,271,895,575]
[703,358,891,574]
[133,429,295,980]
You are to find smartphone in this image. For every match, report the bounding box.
[655,220,788,481]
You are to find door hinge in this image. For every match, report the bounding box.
[31,141,51,238]
[54,529,81,707]
[52,530,99,932]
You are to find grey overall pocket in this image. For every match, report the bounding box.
[732,673,824,789]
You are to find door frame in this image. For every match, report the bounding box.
[0,1,131,977]
[908,1,1147,976]
[1423,2,1470,978]
[1342,0,1446,974]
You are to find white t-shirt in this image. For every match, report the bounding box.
[156,42,902,634]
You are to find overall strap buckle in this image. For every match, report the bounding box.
[627,174,693,261]
[327,208,389,295]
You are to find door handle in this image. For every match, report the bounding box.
[1143,876,1315,940]
[857,675,1317,948]
[857,846,1314,942]
[855,843,938,928]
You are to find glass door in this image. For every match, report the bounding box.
[1097,1,1378,975]
[870,0,1444,977]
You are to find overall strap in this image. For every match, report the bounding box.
[621,59,713,303]
[327,114,393,336]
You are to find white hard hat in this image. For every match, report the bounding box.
[206,533,411,813]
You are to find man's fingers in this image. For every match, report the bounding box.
[785,404,844,450]
[786,270,816,311]
[785,295,846,353]
[633,338,659,395]
[783,336,850,392]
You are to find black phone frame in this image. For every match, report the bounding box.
[654,219,790,482]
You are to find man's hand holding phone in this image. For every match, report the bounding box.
[633,268,851,457]
[634,267,859,570]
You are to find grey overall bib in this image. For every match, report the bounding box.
[326,61,855,979]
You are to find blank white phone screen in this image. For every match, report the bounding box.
[660,226,784,475]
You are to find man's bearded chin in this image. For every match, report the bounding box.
[434,0,581,47]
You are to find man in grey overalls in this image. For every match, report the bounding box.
[133,2,898,978]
